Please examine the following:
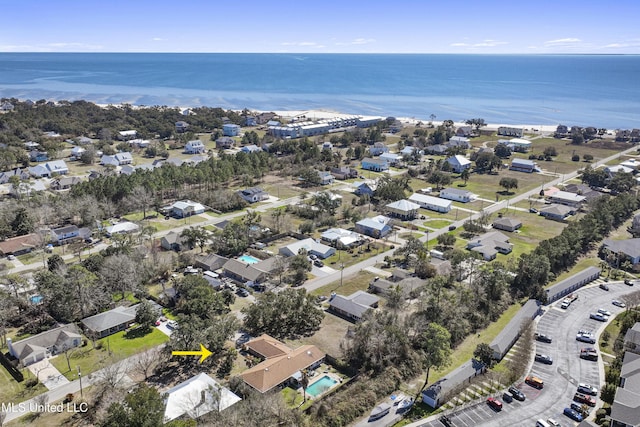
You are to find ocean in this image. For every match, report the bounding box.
[0,53,639,128]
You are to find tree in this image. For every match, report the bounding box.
[609,172,636,194]
[465,118,486,132]
[100,384,165,427]
[242,288,324,339]
[499,177,518,193]
[572,134,585,145]
[460,168,470,185]
[10,208,33,236]
[494,144,512,158]
[135,299,158,331]
[474,343,496,368]
[414,323,452,397]
[180,226,210,252]
[583,154,594,162]
[100,254,140,300]
[543,146,557,157]
[374,175,411,202]
[437,233,456,247]
[475,152,501,173]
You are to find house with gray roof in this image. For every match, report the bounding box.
[385,199,420,220]
[466,231,512,260]
[238,187,269,203]
[539,203,575,221]
[440,187,475,203]
[279,238,335,259]
[8,324,82,365]
[355,215,392,238]
[422,358,486,408]
[602,238,640,267]
[222,257,278,285]
[545,266,601,303]
[610,351,640,427]
[489,299,541,360]
[625,323,640,355]
[81,304,155,339]
[492,217,522,232]
[161,231,192,252]
[194,253,229,272]
[328,290,379,322]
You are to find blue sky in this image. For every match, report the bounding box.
[1,0,639,54]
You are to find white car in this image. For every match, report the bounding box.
[577,383,598,396]
[590,312,608,322]
[166,320,178,330]
[612,299,626,308]
[597,308,612,317]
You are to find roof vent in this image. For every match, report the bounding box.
[307,350,312,355]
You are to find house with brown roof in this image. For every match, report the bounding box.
[240,334,325,393]
[0,233,40,256]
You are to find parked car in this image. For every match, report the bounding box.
[573,392,596,407]
[508,386,526,401]
[590,312,608,322]
[529,208,538,213]
[448,225,457,231]
[535,333,553,343]
[486,397,503,411]
[167,320,178,330]
[564,407,583,422]
[576,332,596,344]
[535,354,553,365]
[577,383,598,396]
[599,283,609,291]
[236,288,250,297]
[612,299,626,308]
[502,392,513,403]
[580,348,599,361]
[547,419,561,427]
[570,402,590,416]
[525,376,544,389]
[309,254,317,260]
[624,279,634,286]
[597,308,612,317]
[313,259,324,268]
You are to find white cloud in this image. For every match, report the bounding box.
[152,37,166,42]
[335,38,376,46]
[281,41,319,47]
[450,39,507,48]
[544,38,581,45]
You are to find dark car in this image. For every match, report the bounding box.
[599,283,609,291]
[502,392,513,403]
[580,348,598,361]
[529,208,538,213]
[535,333,553,343]
[564,407,583,422]
[508,386,526,401]
[448,225,457,231]
[571,402,590,415]
[313,259,324,268]
[236,288,250,297]
[535,354,553,365]
[624,279,634,286]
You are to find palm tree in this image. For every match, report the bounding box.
[301,370,309,403]
[460,168,470,185]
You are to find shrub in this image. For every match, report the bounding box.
[572,154,580,161]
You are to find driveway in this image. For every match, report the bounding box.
[28,358,70,390]
[411,280,635,427]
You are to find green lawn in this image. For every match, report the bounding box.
[310,271,378,297]
[0,365,47,405]
[50,327,169,380]
[422,219,453,230]
[322,244,391,270]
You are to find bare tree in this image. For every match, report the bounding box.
[132,347,165,381]
[33,393,49,417]
[100,254,140,300]
[95,356,128,391]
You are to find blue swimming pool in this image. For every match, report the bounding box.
[238,255,259,264]
[306,375,338,397]
[30,295,43,304]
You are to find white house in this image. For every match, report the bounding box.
[28,160,69,177]
[105,221,140,237]
[439,188,475,203]
[385,199,421,220]
[408,193,452,213]
[238,187,269,203]
[279,238,335,259]
[169,200,206,218]
[101,152,133,167]
[321,228,361,248]
[118,130,137,140]
[70,146,86,160]
[379,152,402,165]
[448,136,470,148]
[446,155,472,173]
[184,140,206,154]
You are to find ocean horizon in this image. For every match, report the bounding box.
[1,53,639,129]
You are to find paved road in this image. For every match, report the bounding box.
[411,281,635,427]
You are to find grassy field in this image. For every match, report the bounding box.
[50,327,169,380]
[310,270,378,298]
[286,312,352,358]
[0,366,47,407]
[458,170,551,201]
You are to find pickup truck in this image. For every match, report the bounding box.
[560,293,578,309]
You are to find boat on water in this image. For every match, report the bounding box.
[369,403,391,421]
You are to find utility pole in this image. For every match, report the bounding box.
[78,365,83,399]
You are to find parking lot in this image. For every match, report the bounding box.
[417,280,635,427]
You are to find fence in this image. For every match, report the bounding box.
[0,351,24,382]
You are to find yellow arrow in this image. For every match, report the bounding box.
[171,344,213,364]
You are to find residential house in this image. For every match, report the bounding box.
[424,144,448,155]
[440,188,475,203]
[328,290,380,322]
[620,158,640,170]
[455,126,472,137]
[610,351,640,427]
[215,137,235,149]
[563,183,604,202]
[0,101,15,111]
[163,372,241,423]
[128,139,150,148]
[194,253,229,272]
[497,126,524,137]
[492,217,522,232]
[466,231,513,260]
[510,158,538,173]
[120,165,136,176]
[169,200,206,218]
[7,324,82,365]
[244,116,257,126]
[330,166,358,180]
[82,304,150,339]
[105,221,139,236]
[545,266,601,303]
[369,142,389,156]
[223,124,240,137]
[0,168,29,184]
[50,176,82,191]
[355,215,392,238]
[605,165,634,179]
[353,180,377,196]
[240,335,325,393]
[361,157,389,172]
[118,130,137,140]
[503,138,532,152]
[548,190,586,208]
[318,171,335,185]
[175,121,189,133]
[29,150,48,162]
[9,180,47,197]
[448,136,471,148]
[616,130,631,142]
[222,258,274,285]
[29,160,69,178]
[50,225,81,245]
[539,204,575,221]
[0,233,40,256]
[76,136,93,145]
[446,155,472,173]
[241,144,261,153]
[101,152,133,167]
[70,146,86,160]
[368,276,425,299]
[408,193,452,213]
[256,112,278,125]
[489,300,541,360]
[624,322,640,355]
[237,187,269,203]
[184,140,205,154]
[160,231,192,252]
[401,146,422,156]
[379,152,402,166]
[602,238,640,268]
[279,238,335,259]
[320,228,362,248]
[422,359,486,408]
[385,199,420,220]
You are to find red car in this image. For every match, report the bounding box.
[574,392,596,407]
[487,397,503,411]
